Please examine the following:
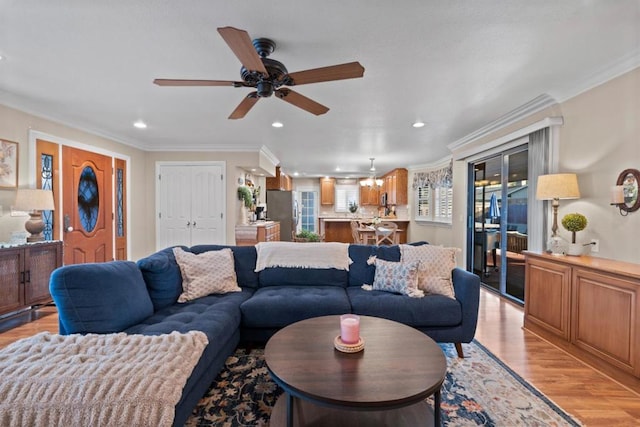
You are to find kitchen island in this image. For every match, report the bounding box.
[235,221,280,246]
[319,218,409,244]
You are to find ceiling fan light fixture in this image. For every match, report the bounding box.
[412,121,425,128]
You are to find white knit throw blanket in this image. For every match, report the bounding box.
[255,241,351,271]
[0,331,208,427]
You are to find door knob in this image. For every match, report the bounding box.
[64,215,74,232]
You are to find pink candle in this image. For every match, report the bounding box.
[340,314,360,344]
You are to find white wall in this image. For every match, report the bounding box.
[410,67,640,264]
[0,104,149,260]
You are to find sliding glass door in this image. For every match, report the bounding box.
[468,146,528,302]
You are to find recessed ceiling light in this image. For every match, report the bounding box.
[133,120,147,129]
[293,172,299,176]
[335,167,341,172]
[412,121,425,128]
[272,121,283,128]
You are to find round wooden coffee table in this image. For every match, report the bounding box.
[265,315,446,427]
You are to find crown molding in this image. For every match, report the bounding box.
[408,155,452,172]
[447,94,558,152]
[552,49,640,103]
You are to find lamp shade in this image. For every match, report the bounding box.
[14,189,55,211]
[536,174,580,200]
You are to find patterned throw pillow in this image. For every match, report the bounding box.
[371,259,422,297]
[173,247,241,302]
[400,244,457,299]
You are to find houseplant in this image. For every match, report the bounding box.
[294,229,322,242]
[561,213,587,256]
[348,201,359,214]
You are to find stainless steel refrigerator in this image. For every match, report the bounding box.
[266,190,298,241]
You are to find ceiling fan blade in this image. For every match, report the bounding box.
[217,26,268,75]
[286,62,365,86]
[153,79,243,87]
[275,89,329,116]
[229,92,259,119]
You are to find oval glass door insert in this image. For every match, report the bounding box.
[78,166,99,232]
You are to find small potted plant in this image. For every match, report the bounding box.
[561,213,587,256]
[348,201,359,216]
[294,230,322,242]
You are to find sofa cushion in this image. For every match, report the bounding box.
[173,247,241,302]
[258,267,348,288]
[371,259,422,297]
[400,244,457,298]
[346,287,462,327]
[50,261,154,334]
[241,286,351,328]
[348,244,401,287]
[124,289,252,341]
[137,246,187,311]
[190,245,259,288]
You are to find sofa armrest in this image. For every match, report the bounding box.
[452,267,481,342]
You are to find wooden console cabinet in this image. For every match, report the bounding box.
[524,252,640,388]
[0,241,63,315]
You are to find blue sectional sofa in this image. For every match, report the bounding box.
[49,243,480,427]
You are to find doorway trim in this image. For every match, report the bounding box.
[28,130,132,258]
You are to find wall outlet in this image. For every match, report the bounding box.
[590,239,599,253]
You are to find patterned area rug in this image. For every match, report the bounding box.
[185,341,582,426]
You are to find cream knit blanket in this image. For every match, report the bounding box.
[255,241,351,271]
[0,331,208,427]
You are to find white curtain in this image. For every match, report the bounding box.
[527,128,549,252]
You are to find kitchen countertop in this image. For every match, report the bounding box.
[319,217,409,222]
[236,221,277,227]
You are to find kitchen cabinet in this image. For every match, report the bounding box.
[382,168,408,205]
[235,221,281,246]
[0,241,63,315]
[524,252,640,389]
[359,185,379,206]
[320,178,335,205]
[266,166,292,191]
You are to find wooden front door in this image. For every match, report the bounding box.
[62,146,113,264]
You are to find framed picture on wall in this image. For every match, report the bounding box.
[0,139,18,188]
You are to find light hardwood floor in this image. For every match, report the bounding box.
[1,289,639,426]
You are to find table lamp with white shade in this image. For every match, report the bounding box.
[14,189,55,242]
[535,173,580,254]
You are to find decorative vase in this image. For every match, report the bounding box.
[547,235,569,255]
[238,205,248,225]
[566,243,583,256]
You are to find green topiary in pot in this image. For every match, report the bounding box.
[561,213,587,244]
[237,186,253,208]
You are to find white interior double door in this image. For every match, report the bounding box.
[156,162,225,250]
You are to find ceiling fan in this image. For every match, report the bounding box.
[154,27,365,119]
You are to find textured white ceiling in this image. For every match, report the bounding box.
[1,1,639,177]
